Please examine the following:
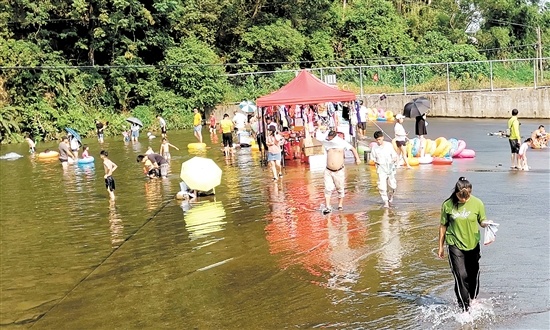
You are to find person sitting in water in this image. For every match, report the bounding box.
[81,145,92,158]
[488,130,508,137]
[176,181,215,200]
[530,125,548,148]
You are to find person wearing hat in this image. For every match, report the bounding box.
[394,114,411,168]
[266,125,284,180]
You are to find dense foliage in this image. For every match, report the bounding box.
[0,0,548,143]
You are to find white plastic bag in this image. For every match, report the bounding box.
[483,222,500,245]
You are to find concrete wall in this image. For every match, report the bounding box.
[214,88,550,119]
[375,88,550,119]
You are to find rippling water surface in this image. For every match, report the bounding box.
[1,118,549,329]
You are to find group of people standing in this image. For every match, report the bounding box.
[507,108,547,171]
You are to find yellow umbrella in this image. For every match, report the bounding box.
[180,156,222,192]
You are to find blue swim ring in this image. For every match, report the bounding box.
[77,156,95,164]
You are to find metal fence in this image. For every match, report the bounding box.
[227,57,550,99]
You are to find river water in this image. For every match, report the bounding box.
[1,118,549,329]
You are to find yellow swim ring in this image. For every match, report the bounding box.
[425,139,436,155]
[407,157,420,166]
[187,143,207,151]
[433,137,448,157]
[37,151,59,159]
[385,111,394,121]
[406,140,413,158]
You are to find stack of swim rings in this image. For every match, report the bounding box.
[402,137,476,165]
[367,108,395,122]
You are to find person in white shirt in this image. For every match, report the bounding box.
[371,130,398,208]
[157,115,167,138]
[315,127,361,214]
[69,134,80,158]
[232,110,247,133]
[518,137,532,171]
[394,114,412,168]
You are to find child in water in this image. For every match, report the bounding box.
[159,138,179,161]
[100,150,118,200]
[25,135,36,154]
[81,145,91,158]
[518,138,532,171]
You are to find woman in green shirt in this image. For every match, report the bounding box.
[438,177,492,312]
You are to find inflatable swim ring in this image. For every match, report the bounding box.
[406,140,413,158]
[187,143,207,151]
[407,157,420,166]
[448,138,459,158]
[433,137,451,157]
[77,156,95,164]
[376,117,387,122]
[411,137,429,157]
[452,140,466,157]
[37,151,59,159]
[432,157,453,165]
[418,155,433,164]
[385,111,395,121]
[367,108,377,121]
[455,149,476,158]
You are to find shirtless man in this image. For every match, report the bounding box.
[531,125,548,148]
[316,128,361,214]
[100,150,118,200]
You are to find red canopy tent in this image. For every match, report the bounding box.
[256,70,356,107]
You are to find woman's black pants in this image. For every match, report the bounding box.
[447,244,480,311]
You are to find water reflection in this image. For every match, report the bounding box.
[1,119,548,329]
[182,200,226,240]
[108,200,124,249]
[378,209,408,272]
[144,179,162,211]
[265,186,370,291]
[326,214,369,291]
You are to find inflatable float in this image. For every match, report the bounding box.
[367,108,395,122]
[77,156,95,164]
[454,149,476,158]
[405,137,476,160]
[418,155,433,164]
[0,152,23,160]
[187,143,207,151]
[37,151,59,159]
[432,157,453,165]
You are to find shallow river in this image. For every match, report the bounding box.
[1,118,549,329]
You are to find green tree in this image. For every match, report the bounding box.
[161,37,228,111]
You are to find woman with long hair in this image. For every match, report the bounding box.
[438,177,492,312]
[266,126,283,180]
[394,114,411,168]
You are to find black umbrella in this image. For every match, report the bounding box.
[403,97,430,118]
